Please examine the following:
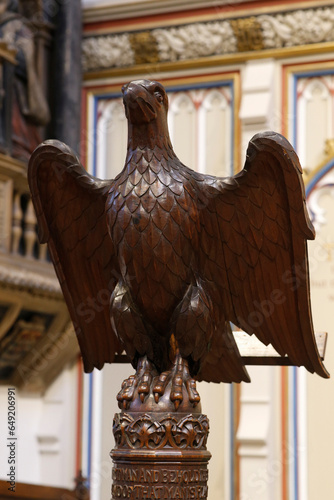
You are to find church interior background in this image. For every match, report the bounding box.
[0,0,334,499]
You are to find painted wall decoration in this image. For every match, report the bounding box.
[83,6,334,73]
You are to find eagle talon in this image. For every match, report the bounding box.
[153,354,201,410]
[117,375,138,407]
[186,379,200,407]
[117,356,156,408]
[138,370,153,403]
[153,371,169,403]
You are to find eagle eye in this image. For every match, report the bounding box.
[154,90,164,104]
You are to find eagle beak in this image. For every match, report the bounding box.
[123,82,157,124]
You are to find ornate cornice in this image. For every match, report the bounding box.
[83,4,334,74]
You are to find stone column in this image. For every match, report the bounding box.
[48,0,82,153]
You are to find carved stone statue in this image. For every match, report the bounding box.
[0,0,50,160]
[28,80,329,414]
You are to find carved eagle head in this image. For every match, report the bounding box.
[122,79,171,150]
[122,79,168,123]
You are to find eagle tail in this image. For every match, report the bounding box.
[196,322,250,384]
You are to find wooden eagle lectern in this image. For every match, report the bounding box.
[28,80,329,500]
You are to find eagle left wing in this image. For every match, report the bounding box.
[28,140,122,372]
[199,131,329,380]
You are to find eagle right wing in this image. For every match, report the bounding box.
[28,140,122,372]
[198,132,329,381]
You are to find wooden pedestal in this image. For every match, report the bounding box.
[111,411,211,500]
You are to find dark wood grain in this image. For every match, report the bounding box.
[0,480,88,500]
[111,411,211,500]
[28,79,329,409]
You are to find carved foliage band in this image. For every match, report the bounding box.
[113,413,209,451]
[153,21,236,62]
[83,6,334,72]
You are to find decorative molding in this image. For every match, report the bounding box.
[0,262,62,298]
[113,412,210,450]
[82,0,332,23]
[258,7,334,48]
[152,22,236,63]
[129,31,159,65]
[82,5,334,73]
[82,33,134,72]
[83,0,257,23]
[231,17,264,52]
